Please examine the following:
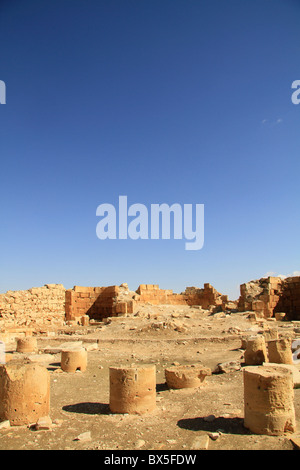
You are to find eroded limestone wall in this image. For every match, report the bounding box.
[65,285,135,322]
[0,284,66,328]
[65,282,234,322]
[135,283,233,311]
[274,277,300,320]
[238,276,300,320]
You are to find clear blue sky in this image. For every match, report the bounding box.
[0,0,299,299]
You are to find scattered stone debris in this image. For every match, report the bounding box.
[134,439,146,449]
[140,320,188,334]
[74,431,92,442]
[34,416,52,431]
[191,435,210,450]
[0,420,10,430]
[208,431,221,440]
[213,361,241,374]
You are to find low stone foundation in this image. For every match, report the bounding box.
[135,283,234,311]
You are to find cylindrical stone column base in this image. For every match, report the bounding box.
[243,365,296,435]
[244,336,268,365]
[16,337,37,353]
[0,361,50,426]
[165,365,211,389]
[61,348,87,373]
[268,338,293,365]
[109,365,156,414]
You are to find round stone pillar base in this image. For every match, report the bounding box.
[165,365,211,389]
[243,365,296,435]
[244,336,268,365]
[109,365,156,414]
[268,338,293,365]
[16,337,37,353]
[0,361,50,426]
[61,348,87,373]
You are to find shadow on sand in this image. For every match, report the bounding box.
[62,402,110,415]
[177,416,250,435]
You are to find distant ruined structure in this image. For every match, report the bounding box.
[0,276,299,328]
[238,276,300,321]
[64,282,239,324]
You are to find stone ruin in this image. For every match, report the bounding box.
[65,282,232,325]
[0,275,300,441]
[0,284,66,328]
[0,355,297,437]
[238,276,300,321]
[0,275,299,329]
[136,283,236,311]
[0,281,235,328]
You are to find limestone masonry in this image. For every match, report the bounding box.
[238,276,300,320]
[0,276,299,327]
[0,284,65,328]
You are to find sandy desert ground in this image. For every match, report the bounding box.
[1,303,300,451]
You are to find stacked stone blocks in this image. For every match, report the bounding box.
[65,285,134,323]
[0,284,65,328]
[238,276,300,320]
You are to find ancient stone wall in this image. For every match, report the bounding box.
[5,275,299,328]
[65,282,234,322]
[0,284,66,328]
[136,284,183,305]
[238,276,283,318]
[274,277,300,321]
[65,285,135,322]
[238,276,300,320]
[135,283,232,311]
[183,284,228,310]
